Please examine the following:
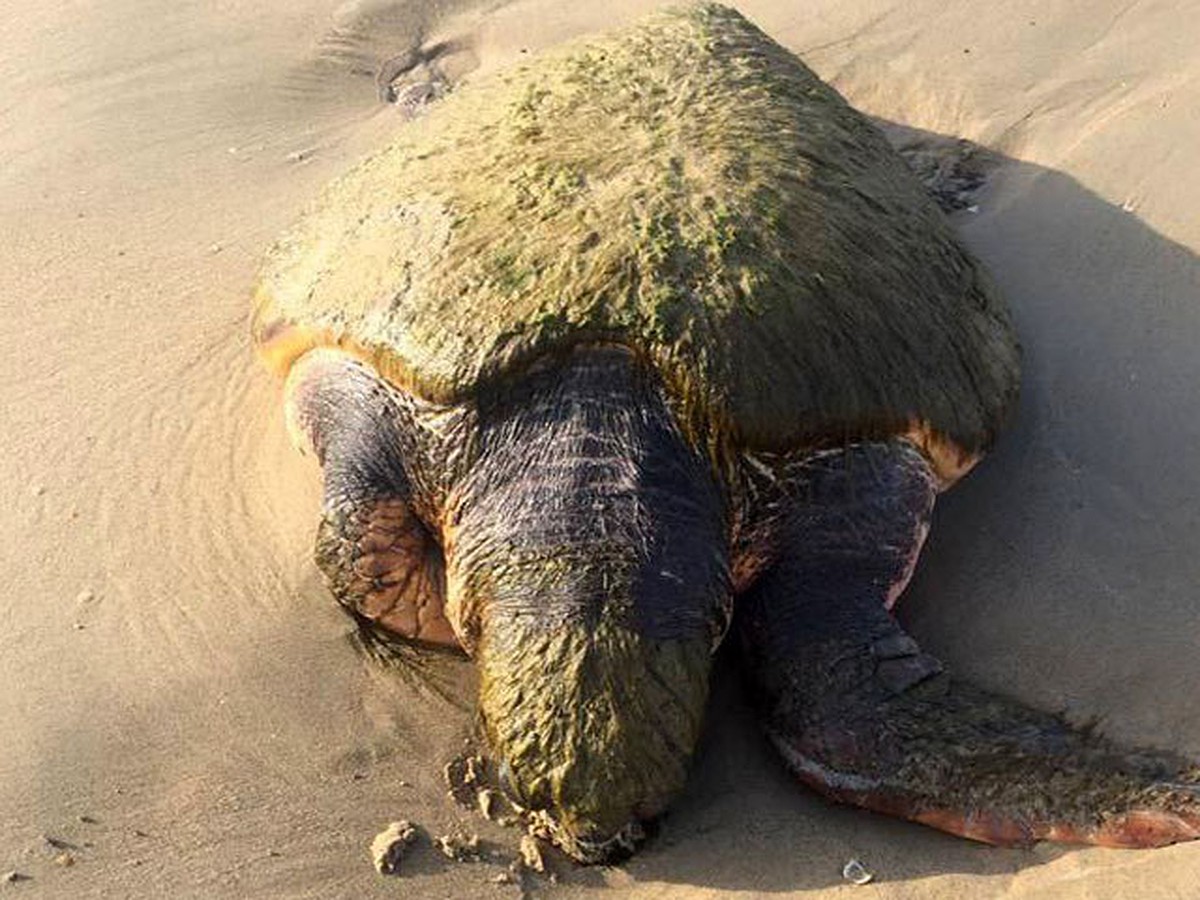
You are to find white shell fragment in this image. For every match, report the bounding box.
[842,858,874,885]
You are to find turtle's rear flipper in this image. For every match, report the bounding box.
[739,439,1200,848]
[285,349,460,650]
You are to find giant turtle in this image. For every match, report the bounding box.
[252,2,1200,863]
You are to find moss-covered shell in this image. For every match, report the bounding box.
[253,2,1019,454]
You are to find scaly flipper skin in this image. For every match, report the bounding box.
[285,350,459,648]
[738,440,1200,848]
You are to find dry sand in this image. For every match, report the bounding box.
[3,0,1199,896]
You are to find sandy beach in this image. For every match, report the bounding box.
[3,0,1199,896]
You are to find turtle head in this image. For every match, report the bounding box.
[477,608,713,861]
[445,348,729,862]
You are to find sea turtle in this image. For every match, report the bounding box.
[252,2,1200,863]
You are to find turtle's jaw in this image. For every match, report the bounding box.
[520,802,648,865]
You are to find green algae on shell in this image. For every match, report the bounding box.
[253,2,1019,455]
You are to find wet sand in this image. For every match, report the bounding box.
[2,0,1199,896]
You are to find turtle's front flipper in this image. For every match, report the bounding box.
[739,439,1200,848]
[285,349,460,650]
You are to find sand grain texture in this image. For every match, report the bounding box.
[2,0,1199,896]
